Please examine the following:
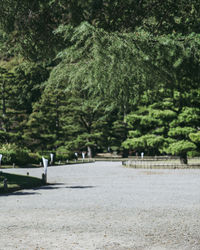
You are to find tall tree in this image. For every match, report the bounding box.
[0,67,15,142]
[1,0,199,60]
[23,83,68,151]
[54,22,146,119]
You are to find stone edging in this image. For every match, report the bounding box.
[122,161,200,169]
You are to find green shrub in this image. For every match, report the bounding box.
[0,143,31,166]
[187,150,200,157]
[28,152,42,164]
[55,146,74,162]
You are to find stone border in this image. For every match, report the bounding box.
[122,161,200,169]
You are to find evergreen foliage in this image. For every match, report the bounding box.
[0,1,199,163]
[0,143,31,165]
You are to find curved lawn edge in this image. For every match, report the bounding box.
[0,171,44,194]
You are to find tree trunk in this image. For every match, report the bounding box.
[180,153,188,165]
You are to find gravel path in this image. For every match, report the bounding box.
[1,161,200,250]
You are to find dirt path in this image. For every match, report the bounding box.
[1,162,200,250]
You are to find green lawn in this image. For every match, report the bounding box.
[0,171,43,194]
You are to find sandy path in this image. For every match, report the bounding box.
[0,161,200,250]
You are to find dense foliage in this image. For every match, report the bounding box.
[0,0,200,163]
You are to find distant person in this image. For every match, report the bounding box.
[74,152,78,160]
[141,152,144,159]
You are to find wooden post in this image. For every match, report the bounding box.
[3,178,7,191]
[42,173,46,184]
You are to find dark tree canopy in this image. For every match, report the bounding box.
[1,0,200,60]
[0,1,199,162]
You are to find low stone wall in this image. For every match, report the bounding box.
[122,160,200,169]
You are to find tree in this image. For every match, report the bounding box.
[0,29,11,60]
[165,107,200,164]
[12,62,49,114]
[0,0,66,61]
[123,94,200,163]
[122,99,176,156]
[62,94,106,158]
[23,84,68,151]
[0,62,49,146]
[189,131,200,145]
[0,0,200,157]
[54,22,147,119]
[48,22,200,158]
[1,0,199,60]
[0,67,15,143]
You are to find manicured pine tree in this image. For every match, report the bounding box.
[123,91,200,163]
[122,97,176,156]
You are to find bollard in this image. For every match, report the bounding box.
[3,178,8,191]
[50,153,54,165]
[42,173,46,184]
[0,154,2,166]
[42,157,48,183]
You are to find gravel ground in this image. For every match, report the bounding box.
[1,161,200,250]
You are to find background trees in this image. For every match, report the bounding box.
[0,67,15,142]
[0,1,199,161]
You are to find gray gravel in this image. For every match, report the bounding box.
[1,161,200,250]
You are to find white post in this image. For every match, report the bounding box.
[42,157,48,183]
[50,153,54,165]
[74,152,78,160]
[82,152,85,162]
[0,154,2,166]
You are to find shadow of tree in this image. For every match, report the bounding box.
[0,191,40,196]
[0,183,64,196]
[34,185,63,190]
[0,184,96,196]
[65,185,95,189]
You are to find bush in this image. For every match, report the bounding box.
[28,152,43,164]
[187,150,200,157]
[55,146,74,162]
[0,143,31,166]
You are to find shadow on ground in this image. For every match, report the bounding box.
[65,185,95,189]
[0,183,96,196]
[0,191,41,196]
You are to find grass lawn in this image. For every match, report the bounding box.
[0,163,41,169]
[0,171,43,194]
